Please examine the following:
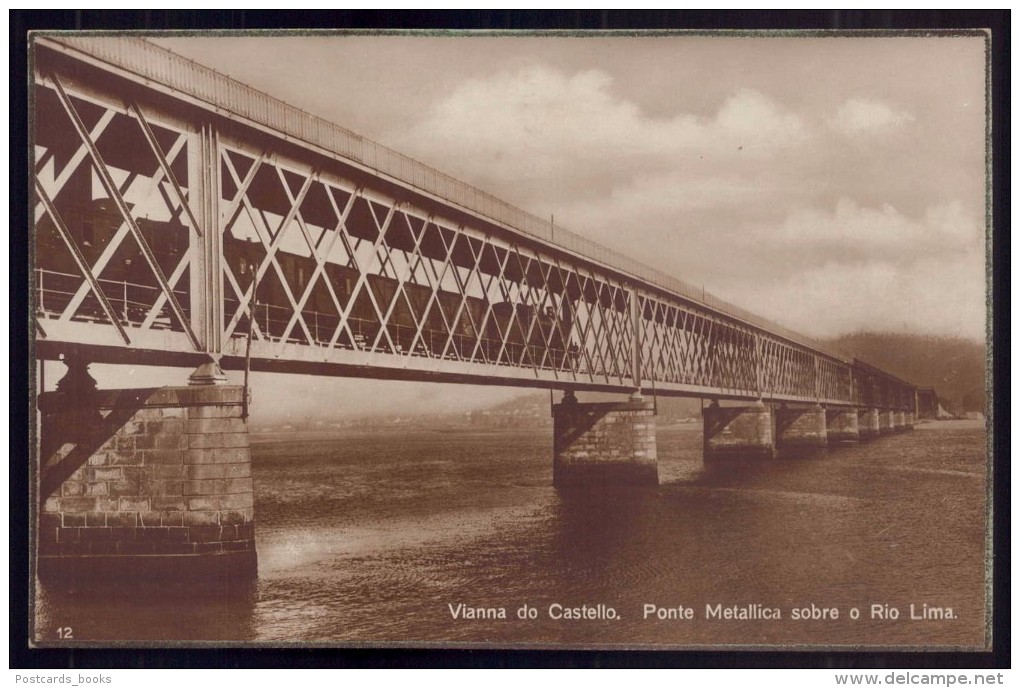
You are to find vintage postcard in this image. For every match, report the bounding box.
[29,30,991,650]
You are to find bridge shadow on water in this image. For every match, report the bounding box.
[543,484,669,595]
[700,448,829,478]
[544,449,828,560]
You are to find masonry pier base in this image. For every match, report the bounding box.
[552,392,658,488]
[858,408,881,440]
[775,404,828,456]
[892,411,907,432]
[37,360,257,584]
[879,410,895,435]
[825,409,860,444]
[703,400,775,461]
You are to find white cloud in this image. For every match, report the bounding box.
[713,88,808,151]
[753,198,982,253]
[829,98,914,136]
[718,200,986,340]
[729,251,985,340]
[385,64,983,343]
[390,66,809,188]
[562,170,772,221]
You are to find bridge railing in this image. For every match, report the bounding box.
[35,268,188,330]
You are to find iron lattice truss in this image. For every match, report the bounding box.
[31,45,918,409]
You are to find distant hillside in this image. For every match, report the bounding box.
[827,332,986,413]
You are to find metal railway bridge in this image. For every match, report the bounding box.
[31,35,922,412]
[33,35,942,580]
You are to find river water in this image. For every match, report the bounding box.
[34,419,989,649]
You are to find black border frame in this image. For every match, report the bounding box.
[10,9,1010,669]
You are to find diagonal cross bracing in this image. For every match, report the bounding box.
[42,73,200,349]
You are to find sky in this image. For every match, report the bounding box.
[54,33,991,422]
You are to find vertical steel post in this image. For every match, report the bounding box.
[630,286,641,392]
[754,333,763,399]
[190,123,222,355]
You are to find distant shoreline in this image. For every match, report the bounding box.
[249,417,983,444]
[249,425,549,443]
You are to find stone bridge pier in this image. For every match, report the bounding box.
[552,391,658,487]
[826,408,860,444]
[702,400,775,461]
[36,357,257,583]
[775,404,828,455]
[701,399,911,461]
[892,410,908,432]
[858,408,881,440]
[879,410,895,435]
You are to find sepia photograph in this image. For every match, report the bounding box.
[27,28,992,651]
